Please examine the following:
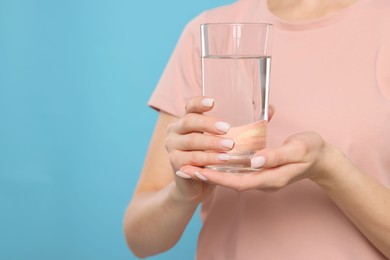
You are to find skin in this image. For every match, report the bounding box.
[124,1,390,258]
[268,0,359,21]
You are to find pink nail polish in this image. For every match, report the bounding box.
[195,171,208,181]
[201,98,214,107]
[220,139,234,149]
[251,156,265,168]
[176,171,192,179]
[215,122,230,133]
[217,153,229,161]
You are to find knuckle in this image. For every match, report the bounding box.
[270,151,284,166]
[181,114,193,130]
[164,136,174,152]
[186,134,197,148]
[310,132,325,149]
[166,122,175,134]
[188,151,217,166]
[169,150,180,168]
[188,152,201,165]
[294,140,309,156]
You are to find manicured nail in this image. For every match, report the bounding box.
[220,139,234,149]
[176,171,192,179]
[217,153,229,161]
[195,171,208,181]
[251,156,266,168]
[215,122,230,133]
[201,98,214,107]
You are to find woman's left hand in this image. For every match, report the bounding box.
[180,131,390,258]
[178,132,337,192]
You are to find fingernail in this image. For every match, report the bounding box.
[251,156,265,168]
[215,122,230,133]
[195,171,208,181]
[176,171,192,179]
[217,153,229,161]
[201,98,214,107]
[220,139,234,149]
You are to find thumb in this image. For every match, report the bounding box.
[251,141,301,169]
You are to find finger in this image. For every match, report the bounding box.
[169,113,231,135]
[170,150,229,170]
[165,133,234,152]
[179,166,210,182]
[180,164,299,192]
[185,96,215,114]
[180,165,260,191]
[250,140,305,169]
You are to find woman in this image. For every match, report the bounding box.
[124,0,390,259]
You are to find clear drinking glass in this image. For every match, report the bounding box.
[201,23,273,173]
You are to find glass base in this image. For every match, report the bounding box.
[206,153,258,174]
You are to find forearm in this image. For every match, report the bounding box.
[313,146,390,258]
[123,181,199,258]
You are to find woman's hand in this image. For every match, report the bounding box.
[165,96,236,203]
[178,131,339,192]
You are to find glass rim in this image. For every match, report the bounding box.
[200,22,273,28]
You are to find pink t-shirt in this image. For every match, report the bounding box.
[148,0,390,259]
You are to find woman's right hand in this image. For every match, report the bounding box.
[165,96,235,203]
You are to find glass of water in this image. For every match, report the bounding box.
[201,23,273,173]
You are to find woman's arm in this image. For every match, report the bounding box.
[313,148,390,258]
[124,182,199,258]
[180,132,390,258]
[123,112,198,258]
[124,97,234,258]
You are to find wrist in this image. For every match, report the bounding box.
[167,181,200,210]
[309,142,351,189]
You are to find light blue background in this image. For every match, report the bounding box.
[0,0,234,259]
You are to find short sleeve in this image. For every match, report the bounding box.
[148,13,206,117]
